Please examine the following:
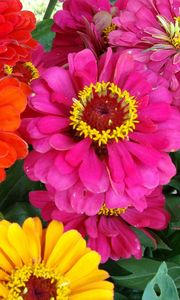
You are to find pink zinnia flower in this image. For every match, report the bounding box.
[110,0,180,75]
[22,48,180,215]
[46,0,127,66]
[29,187,170,262]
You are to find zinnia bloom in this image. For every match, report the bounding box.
[0,44,45,85]
[30,187,170,262]
[22,48,180,215]
[0,77,28,181]
[0,217,113,299]
[109,0,180,75]
[46,0,127,66]
[0,0,38,69]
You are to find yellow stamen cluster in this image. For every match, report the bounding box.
[4,62,39,83]
[6,263,70,300]
[4,65,13,75]
[70,81,138,146]
[98,203,127,216]
[102,23,117,44]
[156,15,180,48]
[24,61,39,81]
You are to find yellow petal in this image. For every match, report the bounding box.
[43,220,64,263]
[0,269,9,280]
[0,283,9,298]
[65,251,101,282]
[45,230,83,269]
[69,289,113,300]
[33,217,43,240]
[71,269,109,290]
[22,217,42,263]
[0,220,10,227]
[0,249,13,273]
[8,223,32,265]
[56,235,87,274]
[73,281,113,293]
[0,225,22,268]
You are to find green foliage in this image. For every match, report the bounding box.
[111,258,180,290]
[142,262,179,300]
[32,19,55,51]
[0,161,43,223]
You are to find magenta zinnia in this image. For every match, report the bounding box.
[45,0,127,66]
[22,48,180,215]
[29,187,170,263]
[109,0,180,76]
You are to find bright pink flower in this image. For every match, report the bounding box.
[46,0,127,66]
[109,0,180,75]
[29,186,170,262]
[22,49,180,215]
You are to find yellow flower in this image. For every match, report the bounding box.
[0,217,113,300]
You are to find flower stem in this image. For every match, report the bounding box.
[43,0,58,19]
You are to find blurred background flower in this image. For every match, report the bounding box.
[21,0,62,21]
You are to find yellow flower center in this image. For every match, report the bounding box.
[23,62,39,81]
[70,81,138,146]
[4,65,13,75]
[157,15,180,48]
[102,23,117,44]
[6,263,70,300]
[4,61,39,84]
[98,203,127,216]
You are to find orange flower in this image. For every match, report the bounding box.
[0,77,29,181]
[0,0,38,69]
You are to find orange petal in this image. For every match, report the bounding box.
[0,105,20,131]
[0,142,17,168]
[0,86,27,113]
[0,168,6,182]
[0,77,19,89]
[0,132,28,159]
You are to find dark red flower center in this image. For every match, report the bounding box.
[70,81,138,145]
[82,93,125,131]
[21,276,57,300]
[3,62,39,84]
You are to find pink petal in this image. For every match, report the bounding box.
[37,116,69,134]
[65,138,91,167]
[140,102,171,122]
[150,50,175,62]
[126,141,161,166]
[79,147,109,193]
[42,67,75,105]
[54,153,74,174]
[49,133,75,150]
[47,166,78,191]
[107,143,125,183]
[113,52,135,87]
[68,49,97,90]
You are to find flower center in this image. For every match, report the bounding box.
[98,203,127,216]
[70,81,138,146]
[157,15,180,49]
[4,61,39,84]
[7,263,70,300]
[102,23,117,44]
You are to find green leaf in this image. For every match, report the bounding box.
[169,177,180,192]
[142,262,179,300]
[0,160,43,214]
[3,202,41,225]
[112,258,180,290]
[114,293,128,300]
[32,19,55,50]
[166,195,180,222]
[133,228,172,250]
